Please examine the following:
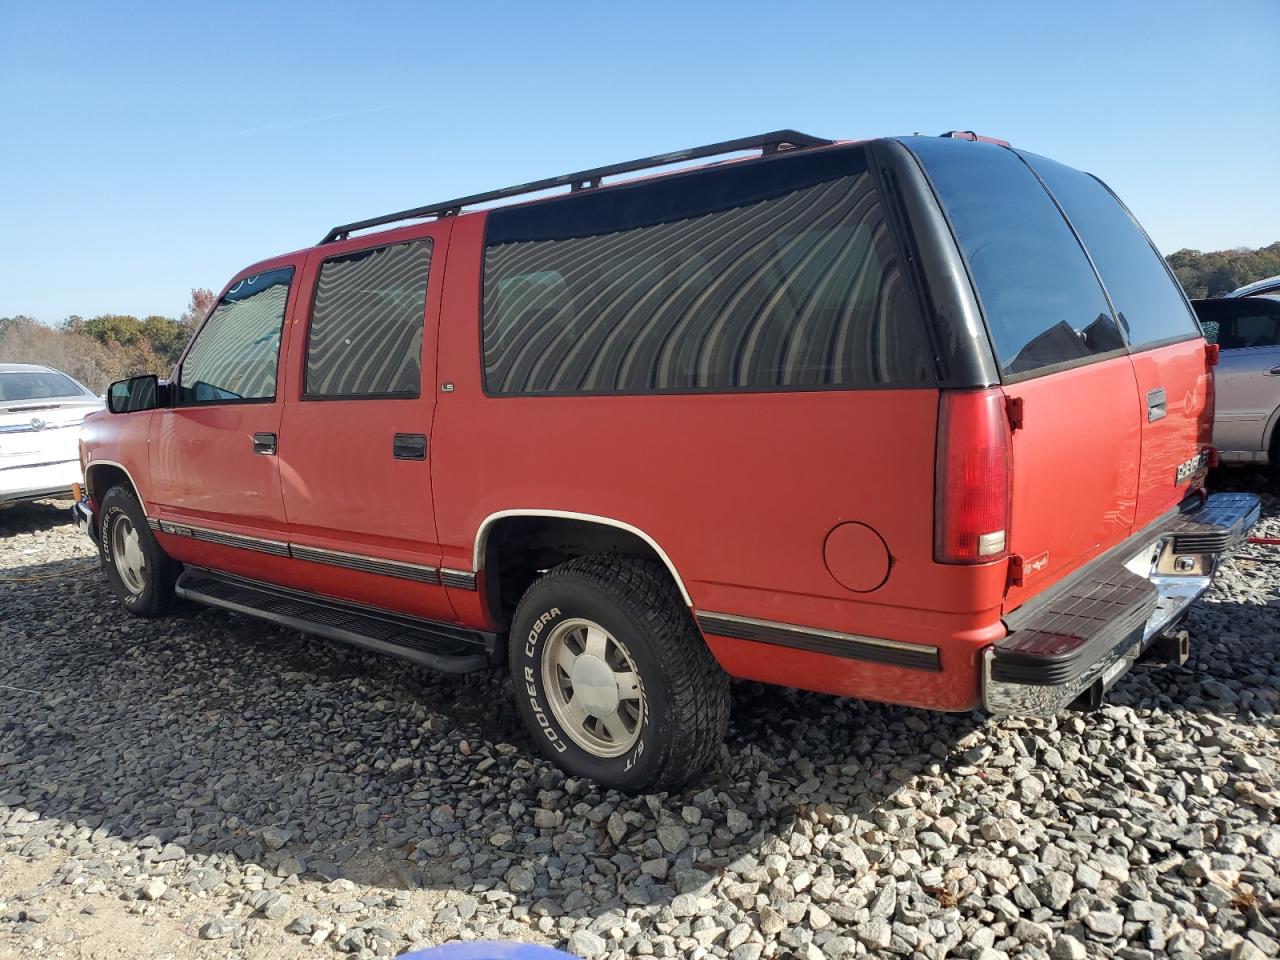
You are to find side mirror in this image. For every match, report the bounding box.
[107,374,161,414]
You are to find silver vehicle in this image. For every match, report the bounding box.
[0,363,104,505]
[1192,295,1280,467]
[1228,273,1280,300]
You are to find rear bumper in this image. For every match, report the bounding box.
[0,459,81,505]
[983,492,1261,716]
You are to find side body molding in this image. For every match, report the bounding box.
[472,509,694,606]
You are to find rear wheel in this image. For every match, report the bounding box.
[508,554,729,792]
[98,485,179,617]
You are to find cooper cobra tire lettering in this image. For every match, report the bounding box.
[96,485,179,619]
[506,554,728,793]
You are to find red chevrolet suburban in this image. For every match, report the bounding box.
[76,130,1259,791]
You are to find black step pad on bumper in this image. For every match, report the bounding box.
[176,568,494,673]
[990,564,1158,686]
[1166,492,1262,552]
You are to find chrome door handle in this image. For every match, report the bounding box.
[1267,366,1280,376]
[253,432,277,455]
[1146,387,1166,423]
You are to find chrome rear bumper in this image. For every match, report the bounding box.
[983,492,1261,716]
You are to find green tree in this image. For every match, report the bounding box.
[140,314,186,364]
[1167,242,1280,298]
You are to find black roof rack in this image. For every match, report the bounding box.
[319,129,833,244]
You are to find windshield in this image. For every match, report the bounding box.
[0,371,91,403]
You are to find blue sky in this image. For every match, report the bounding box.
[2,1,1277,323]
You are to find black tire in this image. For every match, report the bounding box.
[508,554,729,793]
[98,484,179,618]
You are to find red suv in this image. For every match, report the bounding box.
[76,130,1259,791]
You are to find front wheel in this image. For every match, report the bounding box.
[98,485,179,617]
[508,554,729,793]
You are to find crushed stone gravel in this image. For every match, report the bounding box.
[2,475,1278,960]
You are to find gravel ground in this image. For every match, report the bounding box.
[2,476,1278,960]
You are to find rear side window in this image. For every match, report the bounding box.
[1022,153,1200,351]
[481,145,931,395]
[305,239,432,398]
[905,137,1124,379]
[178,267,293,405]
[1195,299,1280,350]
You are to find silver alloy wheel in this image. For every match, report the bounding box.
[111,514,147,595]
[541,617,644,758]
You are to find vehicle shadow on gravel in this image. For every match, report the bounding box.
[2,555,991,921]
[0,498,75,538]
[3,543,1276,926]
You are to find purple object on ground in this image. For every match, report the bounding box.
[399,943,576,960]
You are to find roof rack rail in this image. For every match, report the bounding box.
[319,129,833,244]
[939,130,1011,148]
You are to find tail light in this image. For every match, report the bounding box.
[935,388,1012,564]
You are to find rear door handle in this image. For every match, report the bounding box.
[1267,366,1280,376]
[393,433,427,461]
[1146,387,1166,423]
[253,432,277,456]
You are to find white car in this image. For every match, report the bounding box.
[1,363,104,506]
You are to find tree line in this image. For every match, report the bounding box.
[2,241,1278,394]
[1167,241,1280,299]
[0,290,215,393]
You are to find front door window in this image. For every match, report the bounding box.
[178,266,294,404]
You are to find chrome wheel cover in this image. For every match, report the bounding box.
[541,618,644,758]
[111,514,147,595]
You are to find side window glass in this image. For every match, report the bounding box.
[1222,304,1280,350]
[178,267,293,405]
[1021,152,1200,350]
[482,146,932,395]
[305,239,433,398]
[904,137,1123,379]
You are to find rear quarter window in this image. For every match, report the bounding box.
[903,137,1125,380]
[1020,152,1200,351]
[481,145,933,395]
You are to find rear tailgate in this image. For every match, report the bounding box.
[1130,341,1213,524]
[1018,151,1209,530]
[901,137,1145,609]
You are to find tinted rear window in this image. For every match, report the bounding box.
[1022,153,1199,351]
[481,145,932,395]
[0,371,87,402]
[905,137,1124,379]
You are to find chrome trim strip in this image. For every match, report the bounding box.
[291,543,439,583]
[155,521,451,583]
[0,458,79,472]
[0,422,84,435]
[440,568,478,590]
[158,521,291,558]
[472,509,692,605]
[696,611,942,672]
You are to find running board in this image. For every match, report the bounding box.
[175,568,496,673]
